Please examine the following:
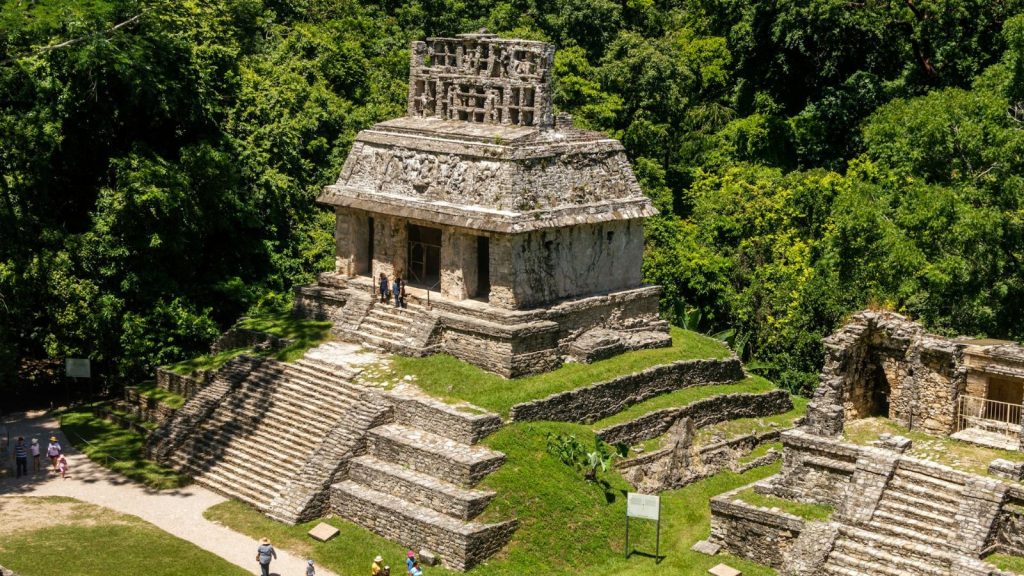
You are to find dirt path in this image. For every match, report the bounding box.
[0,410,339,576]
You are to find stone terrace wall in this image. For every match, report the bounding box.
[508,357,745,423]
[709,483,806,569]
[210,326,293,354]
[155,368,210,399]
[596,389,792,446]
[123,387,177,426]
[772,429,859,508]
[989,486,1024,557]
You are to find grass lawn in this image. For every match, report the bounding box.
[59,407,189,490]
[164,346,249,376]
[207,421,778,576]
[131,381,186,410]
[843,418,1024,478]
[738,441,783,464]
[732,489,833,521]
[0,496,250,576]
[987,553,1024,574]
[593,376,777,429]
[387,327,732,416]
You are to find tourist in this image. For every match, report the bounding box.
[255,537,276,576]
[382,566,391,576]
[56,454,68,479]
[399,278,407,308]
[406,550,416,574]
[13,437,27,478]
[392,276,401,307]
[46,436,61,471]
[379,272,389,303]
[372,554,384,575]
[306,559,316,576]
[30,438,40,472]
[409,560,423,576]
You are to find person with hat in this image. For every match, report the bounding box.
[372,554,384,575]
[30,438,41,473]
[255,537,276,576]
[46,436,61,472]
[406,550,416,574]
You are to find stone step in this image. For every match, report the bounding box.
[177,447,286,495]
[290,357,360,382]
[196,399,346,446]
[833,536,948,576]
[882,487,960,517]
[894,467,964,494]
[826,551,915,576]
[365,424,505,488]
[886,476,961,507]
[280,364,361,394]
[213,378,369,427]
[387,390,502,445]
[169,419,342,469]
[331,480,516,571]
[360,322,424,345]
[348,455,495,520]
[244,366,363,406]
[874,500,957,532]
[864,519,949,549]
[188,459,283,509]
[186,409,360,457]
[842,523,952,563]
[821,564,869,576]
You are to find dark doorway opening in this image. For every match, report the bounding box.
[868,361,891,418]
[361,217,374,276]
[408,224,442,288]
[475,236,490,300]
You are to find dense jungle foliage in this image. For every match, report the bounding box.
[3,0,1024,397]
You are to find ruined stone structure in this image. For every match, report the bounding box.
[805,310,1024,450]
[707,311,1024,575]
[148,342,516,571]
[295,32,669,377]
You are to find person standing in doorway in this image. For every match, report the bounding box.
[13,437,27,478]
[379,272,389,304]
[30,438,40,473]
[46,436,61,471]
[256,537,276,576]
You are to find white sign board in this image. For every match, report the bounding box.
[65,358,91,379]
[627,492,660,521]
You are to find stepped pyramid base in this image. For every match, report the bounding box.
[294,272,669,378]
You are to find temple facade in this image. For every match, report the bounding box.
[295,32,669,377]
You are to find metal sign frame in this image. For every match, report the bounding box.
[625,492,661,562]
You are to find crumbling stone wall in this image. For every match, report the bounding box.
[596,389,792,446]
[508,357,745,422]
[709,484,806,569]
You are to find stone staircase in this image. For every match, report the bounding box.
[823,464,964,576]
[331,387,516,571]
[149,353,388,521]
[349,299,439,355]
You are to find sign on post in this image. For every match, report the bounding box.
[625,492,661,562]
[65,358,91,379]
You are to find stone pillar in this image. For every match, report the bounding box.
[372,215,407,282]
[440,229,476,301]
[487,234,517,309]
[335,208,368,278]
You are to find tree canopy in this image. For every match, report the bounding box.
[3,0,1024,397]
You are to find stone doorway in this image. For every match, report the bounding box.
[407,224,441,288]
[475,236,490,300]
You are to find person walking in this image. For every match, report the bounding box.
[46,436,61,471]
[13,437,27,478]
[378,272,389,304]
[30,438,40,472]
[392,277,401,307]
[255,537,276,576]
[57,454,68,479]
[306,559,316,576]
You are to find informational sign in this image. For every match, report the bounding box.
[627,493,660,521]
[65,358,91,379]
[625,492,661,562]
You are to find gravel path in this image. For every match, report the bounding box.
[0,410,339,576]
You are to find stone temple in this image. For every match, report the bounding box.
[295,32,669,377]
